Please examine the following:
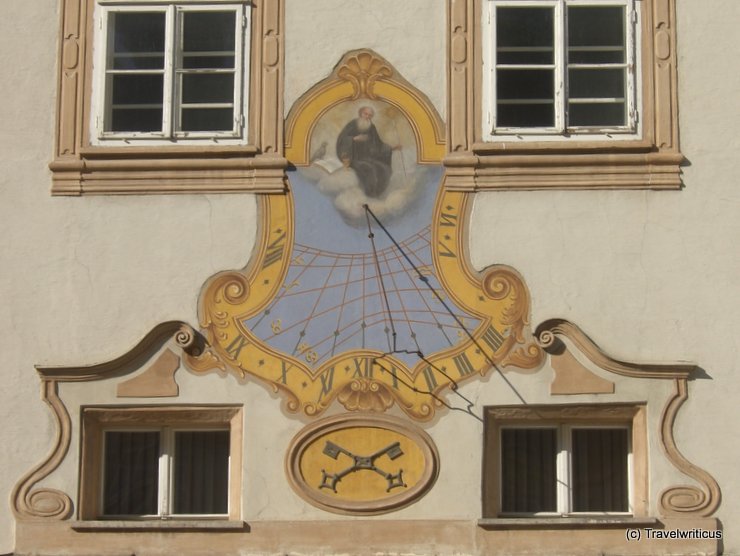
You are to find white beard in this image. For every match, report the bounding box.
[356,118,372,132]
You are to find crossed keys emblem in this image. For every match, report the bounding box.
[319,440,407,493]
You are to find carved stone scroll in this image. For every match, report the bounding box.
[10,381,73,520]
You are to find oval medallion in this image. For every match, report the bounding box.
[286,414,439,515]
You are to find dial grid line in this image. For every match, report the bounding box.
[374,228,473,333]
[392,238,462,349]
[293,239,432,262]
[288,247,347,358]
[247,222,478,368]
[252,245,323,330]
[329,251,358,358]
[377,242,423,354]
[313,311,391,363]
[361,247,368,349]
[364,209,395,354]
[259,277,465,346]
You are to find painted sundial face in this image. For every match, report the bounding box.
[245,100,479,370]
[194,61,540,420]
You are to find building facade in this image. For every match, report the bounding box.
[0,1,738,555]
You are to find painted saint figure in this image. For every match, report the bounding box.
[336,106,401,198]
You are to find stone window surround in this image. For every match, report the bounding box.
[50,0,286,195]
[481,403,649,521]
[78,405,244,522]
[446,0,682,190]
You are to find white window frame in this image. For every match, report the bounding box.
[499,424,633,517]
[100,426,231,519]
[481,0,640,142]
[90,0,250,146]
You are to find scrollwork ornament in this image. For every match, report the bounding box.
[500,342,544,371]
[183,346,228,375]
[481,267,531,342]
[481,269,512,300]
[337,379,395,412]
[200,272,252,330]
[11,380,73,520]
[174,324,196,352]
[536,329,556,350]
[660,486,711,515]
[219,274,251,305]
[337,52,392,99]
[659,379,721,517]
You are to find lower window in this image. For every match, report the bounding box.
[81,406,242,521]
[500,426,629,515]
[483,404,646,519]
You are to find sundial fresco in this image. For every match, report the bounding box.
[246,101,480,370]
[188,51,543,420]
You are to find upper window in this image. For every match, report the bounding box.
[92,2,248,144]
[50,0,285,195]
[446,0,682,189]
[482,0,638,140]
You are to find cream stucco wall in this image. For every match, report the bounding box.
[0,0,738,555]
[469,2,740,553]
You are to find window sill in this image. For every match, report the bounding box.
[71,520,249,532]
[443,150,683,191]
[478,517,659,530]
[49,150,288,196]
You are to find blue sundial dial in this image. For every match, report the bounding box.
[245,99,480,371]
[245,167,480,369]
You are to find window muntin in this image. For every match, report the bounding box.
[93,2,247,144]
[483,0,638,140]
[499,425,631,516]
[101,427,230,519]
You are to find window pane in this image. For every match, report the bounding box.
[569,68,625,99]
[497,68,554,128]
[183,55,236,70]
[181,74,235,104]
[108,74,164,132]
[568,7,625,64]
[497,7,554,64]
[183,11,236,53]
[501,428,557,513]
[173,431,230,514]
[103,431,159,516]
[182,12,236,69]
[111,108,164,132]
[568,7,625,48]
[497,69,554,101]
[572,428,629,512]
[569,102,625,127]
[111,74,164,105]
[109,12,165,70]
[181,108,235,132]
[497,103,554,128]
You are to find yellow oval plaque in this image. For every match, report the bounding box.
[286,414,439,515]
